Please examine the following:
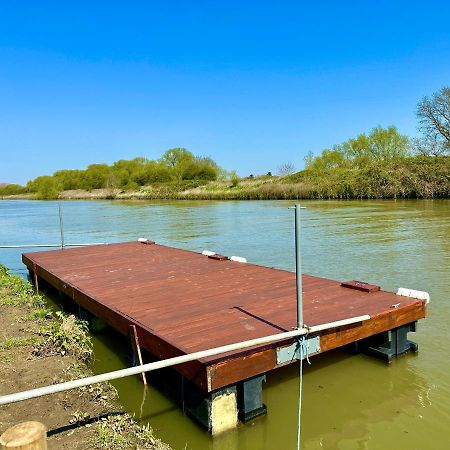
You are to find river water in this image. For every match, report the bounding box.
[0,199,448,450]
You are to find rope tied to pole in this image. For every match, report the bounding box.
[296,333,312,450]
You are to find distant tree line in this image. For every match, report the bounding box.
[1,148,222,199]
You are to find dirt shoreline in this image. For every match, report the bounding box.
[0,266,171,450]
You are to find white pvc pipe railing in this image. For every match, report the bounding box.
[0,243,105,249]
[0,314,370,406]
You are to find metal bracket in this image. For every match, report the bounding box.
[276,336,320,365]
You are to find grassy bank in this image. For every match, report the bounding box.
[169,156,450,200]
[2,156,449,201]
[0,265,171,450]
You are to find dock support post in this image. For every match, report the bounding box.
[32,264,39,295]
[366,322,418,362]
[0,421,47,449]
[237,375,267,422]
[129,325,148,385]
[182,385,238,435]
[210,388,238,435]
[346,322,419,362]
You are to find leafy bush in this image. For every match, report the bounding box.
[0,264,45,307]
[230,171,240,187]
[36,312,92,362]
[284,156,449,199]
[23,150,221,198]
[0,184,28,196]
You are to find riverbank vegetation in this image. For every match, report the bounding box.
[0,265,171,449]
[1,87,449,201]
[24,148,222,200]
[4,137,447,201]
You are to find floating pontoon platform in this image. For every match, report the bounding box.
[22,241,427,432]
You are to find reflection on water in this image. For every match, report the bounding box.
[0,199,449,450]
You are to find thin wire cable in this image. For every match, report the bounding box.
[0,243,105,249]
[297,335,312,450]
[297,336,304,450]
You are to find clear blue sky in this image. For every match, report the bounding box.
[1,1,449,184]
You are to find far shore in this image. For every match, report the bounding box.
[2,156,450,202]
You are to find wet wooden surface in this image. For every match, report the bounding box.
[23,242,426,391]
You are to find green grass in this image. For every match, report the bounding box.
[24,308,53,321]
[93,414,170,450]
[0,264,92,361]
[0,264,45,308]
[36,311,93,362]
[0,336,38,351]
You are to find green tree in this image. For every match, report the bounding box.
[112,158,148,187]
[0,184,27,196]
[84,164,111,190]
[307,126,410,172]
[161,148,195,180]
[182,157,219,181]
[367,126,410,160]
[161,148,194,167]
[29,176,60,199]
[53,170,85,190]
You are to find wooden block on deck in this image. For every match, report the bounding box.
[341,280,381,293]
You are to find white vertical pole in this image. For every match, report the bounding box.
[58,203,65,249]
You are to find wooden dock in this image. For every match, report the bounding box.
[22,241,427,431]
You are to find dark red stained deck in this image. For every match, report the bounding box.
[22,242,427,392]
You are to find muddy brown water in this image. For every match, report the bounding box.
[1,199,449,449]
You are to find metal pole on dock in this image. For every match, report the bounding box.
[292,203,306,450]
[294,204,304,329]
[58,203,65,249]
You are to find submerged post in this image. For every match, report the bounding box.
[58,203,65,249]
